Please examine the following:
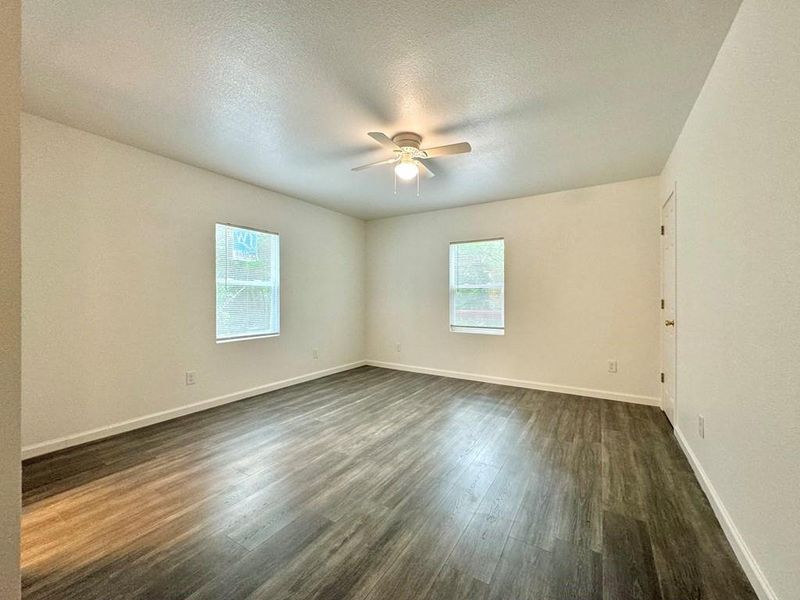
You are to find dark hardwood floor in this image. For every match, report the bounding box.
[21,366,757,600]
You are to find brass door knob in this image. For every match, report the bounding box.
[665,320,675,327]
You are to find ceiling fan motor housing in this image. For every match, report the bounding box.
[392,132,422,150]
[392,132,429,159]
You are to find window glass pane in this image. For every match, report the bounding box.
[450,239,504,330]
[215,224,280,340]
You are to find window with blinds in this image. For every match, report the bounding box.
[449,238,505,335]
[215,223,280,341]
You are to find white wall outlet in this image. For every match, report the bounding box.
[607,360,618,373]
[185,371,196,386]
[396,343,401,353]
[698,415,705,439]
[312,348,319,359]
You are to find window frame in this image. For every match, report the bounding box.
[449,237,505,336]
[215,222,281,343]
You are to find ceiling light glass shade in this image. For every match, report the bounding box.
[395,157,419,180]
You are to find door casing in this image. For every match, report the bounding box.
[661,185,677,426]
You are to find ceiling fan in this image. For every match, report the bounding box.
[351,132,472,182]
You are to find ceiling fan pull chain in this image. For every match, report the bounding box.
[417,172,420,197]
[393,169,397,195]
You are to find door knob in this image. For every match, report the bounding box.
[665,320,675,327]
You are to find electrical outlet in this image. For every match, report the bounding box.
[312,348,319,359]
[698,415,705,439]
[396,343,401,353]
[185,371,196,386]
[607,360,618,374]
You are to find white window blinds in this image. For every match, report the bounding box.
[449,238,505,334]
[215,224,280,341]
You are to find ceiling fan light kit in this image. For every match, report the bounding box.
[395,154,419,181]
[352,131,471,197]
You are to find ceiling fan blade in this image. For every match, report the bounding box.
[351,156,398,172]
[416,160,435,178]
[368,132,400,151]
[422,141,472,158]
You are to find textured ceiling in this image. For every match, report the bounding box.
[23,0,742,219]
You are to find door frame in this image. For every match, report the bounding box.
[661,183,677,425]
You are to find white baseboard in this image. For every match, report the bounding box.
[674,428,778,600]
[366,360,660,406]
[21,360,367,460]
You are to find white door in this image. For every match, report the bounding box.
[661,188,677,425]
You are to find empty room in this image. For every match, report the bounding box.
[1,0,798,599]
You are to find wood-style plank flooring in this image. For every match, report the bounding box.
[21,367,758,599]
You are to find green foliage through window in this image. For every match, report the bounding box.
[449,239,504,330]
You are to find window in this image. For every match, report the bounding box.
[215,223,280,341]
[449,238,505,335]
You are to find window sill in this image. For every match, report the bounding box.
[450,326,504,336]
[216,333,280,344]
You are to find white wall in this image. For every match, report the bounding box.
[659,1,800,598]
[21,114,366,454]
[0,0,21,596]
[366,177,661,404]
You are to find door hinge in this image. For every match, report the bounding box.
[661,298,665,309]
[660,372,665,383]
[660,225,665,235]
